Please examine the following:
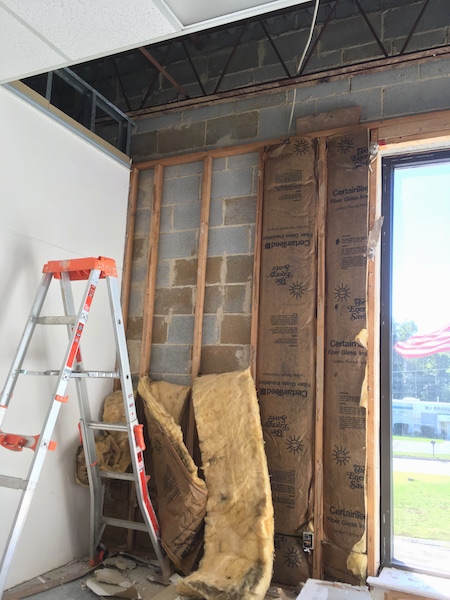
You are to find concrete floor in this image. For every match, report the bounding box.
[4,558,170,600]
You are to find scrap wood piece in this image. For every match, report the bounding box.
[138,376,207,575]
[3,559,96,599]
[177,368,274,600]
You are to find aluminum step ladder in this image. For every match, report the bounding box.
[0,256,164,597]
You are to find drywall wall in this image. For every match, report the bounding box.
[0,85,130,589]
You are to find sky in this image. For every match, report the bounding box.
[392,160,450,335]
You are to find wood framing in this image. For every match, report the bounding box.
[139,163,164,376]
[191,156,213,380]
[366,128,381,576]
[250,148,265,378]
[313,137,327,579]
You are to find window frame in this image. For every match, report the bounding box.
[379,147,450,575]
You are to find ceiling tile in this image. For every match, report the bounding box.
[0,6,67,84]
[2,0,178,62]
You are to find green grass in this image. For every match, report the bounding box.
[393,435,446,443]
[393,472,450,541]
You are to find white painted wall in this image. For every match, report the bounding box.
[0,85,130,589]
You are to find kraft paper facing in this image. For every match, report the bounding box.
[322,129,369,585]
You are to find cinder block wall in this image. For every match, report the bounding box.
[127,54,450,381]
[127,154,258,382]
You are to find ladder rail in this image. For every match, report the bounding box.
[0,258,165,597]
[0,268,102,595]
[0,272,53,429]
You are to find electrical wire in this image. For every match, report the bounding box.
[286,0,321,139]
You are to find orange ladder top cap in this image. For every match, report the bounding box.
[43,256,117,280]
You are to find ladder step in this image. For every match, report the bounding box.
[36,316,77,325]
[20,369,119,378]
[0,475,28,491]
[99,471,135,481]
[102,516,149,532]
[87,421,128,432]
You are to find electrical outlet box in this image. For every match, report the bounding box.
[303,531,314,551]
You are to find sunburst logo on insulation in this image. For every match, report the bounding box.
[332,445,351,466]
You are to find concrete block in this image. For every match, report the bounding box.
[346,89,382,122]
[383,2,431,39]
[154,287,193,315]
[258,102,314,140]
[132,236,146,261]
[406,30,447,54]
[134,207,151,236]
[167,315,195,344]
[151,373,192,386]
[137,170,154,209]
[158,230,197,260]
[213,157,226,171]
[202,315,220,345]
[162,175,201,205]
[224,196,257,226]
[126,315,143,341]
[155,259,171,288]
[131,259,148,285]
[206,256,223,285]
[220,315,251,344]
[152,316,168,344]
[318,91,382,122]
[211,167,253,199]
[207,226,251,256]
[200,345,250,374]
[350,64,418,91]
[231,91,287,114]
[342,41,385,65]
[160,205,173,233]
[130,131,157,160]
[209,198,224,227]
[176,161,204,176]
[225,254,254,283]
[383,77,450,118]
[206,112,259,146]
[127,286,144,318]
[180,103,233,125]
[227,153,258,170]
[173,258,198,286]
[150,344,191,375]
[419,56,450,80]
[127,340,141,375]
[164,165,178,180]
[320,13,382,52]
[158,122,206,155]
[173,200,201,231]
[204,284,247,314]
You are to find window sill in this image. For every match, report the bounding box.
[367,567,450,600]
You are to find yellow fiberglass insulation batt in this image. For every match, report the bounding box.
[177,368,274,600]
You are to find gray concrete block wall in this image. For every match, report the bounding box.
[133,155,258,383]
[127,51,450,383]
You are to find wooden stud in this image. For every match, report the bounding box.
[250,149,265,379]
[191,156,213,380]
[121,166,139,335]
[139,163,164,376]
[313,137,327,580]
[366,128,381,576]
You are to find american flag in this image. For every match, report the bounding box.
[394,324,450,358]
